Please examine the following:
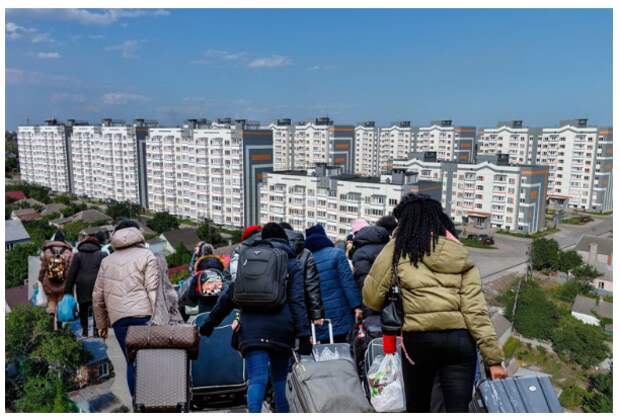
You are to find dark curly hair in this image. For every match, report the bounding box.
[391,193,457,272]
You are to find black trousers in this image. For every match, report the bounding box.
[79,302,96,336]
[401,329,477,413]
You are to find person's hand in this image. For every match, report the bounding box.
[354,308,363,321]
[231,319,239,331]
[98,328,108,339]
[489,365,508,380]
[313,319,324,326]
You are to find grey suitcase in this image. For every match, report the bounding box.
[134,349,190,412]
[311,319,355,365]
[470,375,563,413]
[286,354,374,413]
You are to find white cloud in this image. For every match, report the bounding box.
[7,9,170,26]
[37,52,61,59]
[193,49,248,64]
[6,68,71,85]
[105,40,142,58]
[6,21,53,43]
[248,55,291,68]
[102,92,149,105]
[50,93,86,103]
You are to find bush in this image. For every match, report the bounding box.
[555,279,593,303]
[5,243,40,288]
[166,243,193,268]
[558,250,583,273]
[503,336,520,358]
[551,316,610,369]
[105,201,143,220]
[24,219,56,246]
[197,218,224,245]
[531,238,560,271]
[503,280,562,340]
[147,211,179,233]
[559,385,587,409]
[582,372,612,412]
[6,182,52,204]
[62,221,88,243]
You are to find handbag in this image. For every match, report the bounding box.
[381,271,404,335]
[125,323,200,362]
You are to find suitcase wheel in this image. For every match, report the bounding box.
[134,403,145,413]
[177,402,189,412]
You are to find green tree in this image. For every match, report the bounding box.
[62,221,88,242]
[32,332,84,374]
[5,243,40,288]
[147,211,180,233]
[105,201,143,220]
[555,279,593,303]
[503,280,561,340]
[14,375,77,413]
[559,385,587,410]
[583,372,612,412]
[61,202,88,218]
[558,250,583,273]
[166,243,193,268]
[531,238,560,271]
[6,182,52,204]
[24,219,56,246]
[5,305,53,361]
[551,316,610,368]
[197,218,224,245]
[52,194,73,205]
[573,264,602,282]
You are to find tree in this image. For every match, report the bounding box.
[531,238,560,272]
[573,264,602,282]
[583,372,612,413]
[24,219,56,246]
[52,194,73,205]
[61,202,88,218]
[555,279,593,303]
[197,219,224,245]
[5,305,53,361]
[32,332,85,375]
[5,243,40,288]
[106,201,143,220]
[14,375,77,413]
[558,250,583,273]
[502,280,561,340]
[551,316,610,368]
[6,182,52,204]
[166,243,193,268]
[559,385,587,410]
[62,221,88,243]
[147,211,179,233]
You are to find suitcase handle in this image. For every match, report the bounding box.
[310,319,333,345]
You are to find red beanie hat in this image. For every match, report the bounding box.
[241,225,263,241]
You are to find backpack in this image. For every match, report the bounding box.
[194,268,226,298]
[47,247,66,283]
[232,240,288,311]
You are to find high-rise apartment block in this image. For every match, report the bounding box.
[17,119,74,193]
[477,120,540,164]
[354,121,380,176]
[415,120,476,163]
[378,121,415,174]
[269,118,295,171]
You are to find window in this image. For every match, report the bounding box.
[599,282,605,289]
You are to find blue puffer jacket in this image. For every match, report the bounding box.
[308,245,362,341]
[200,238,309,354]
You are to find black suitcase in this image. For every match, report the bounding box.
[470,375,563,413]
[134,349,190,412]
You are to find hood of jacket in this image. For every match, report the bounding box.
[265,238,295,258]
[284,229,305,256]
[43,240,73,251]
[195,254,225,272]
[419,236,473,274]
[77,238,101,253]
[110,227,145,250]
[353,225,389,248]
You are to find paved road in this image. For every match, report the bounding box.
[469,215,613,284]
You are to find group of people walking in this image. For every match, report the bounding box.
[37,193,506,413]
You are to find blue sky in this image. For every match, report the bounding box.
[5,8,613,130]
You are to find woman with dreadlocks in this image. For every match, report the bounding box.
[362,193,506,412]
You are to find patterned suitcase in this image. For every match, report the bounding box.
[134,349,190,412]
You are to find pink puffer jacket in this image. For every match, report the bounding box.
[93,227,159,328]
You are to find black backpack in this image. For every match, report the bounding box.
[232,240,288,311]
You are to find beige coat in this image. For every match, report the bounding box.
[93,227,159,328]
[363,237,504,365]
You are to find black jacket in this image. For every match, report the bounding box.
[200,238,309,354]
[285,229,324,321]
[349,225,389,289]
[64,238,107,303]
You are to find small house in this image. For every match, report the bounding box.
[571,295,612,326]
[5,219,32,250]
[11,208,41,223]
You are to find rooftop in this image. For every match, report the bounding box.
[571,295,612,319]
[41,203,67,215]
[491,312,512,337]
[161,228,200,252]
[11,208,42,222]
[333,174,381,184]
[574,235,613,257]
[6,191,27,201]
[5,219,31,242]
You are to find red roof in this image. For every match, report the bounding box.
[6,191,27,201]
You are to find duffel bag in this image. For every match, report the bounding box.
[126,324,199,362]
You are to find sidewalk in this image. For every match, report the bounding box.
[105,329,133,410]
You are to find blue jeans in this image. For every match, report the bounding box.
[112,316,151,398]
[245,349,290,413]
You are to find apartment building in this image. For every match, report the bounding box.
[415,120,476,162]
[269,118,295,171]
[378,121,415,174]
[394,153,549,233]
[477,120,541,164]
[259,164,442,241]
[537,119,612,211]
[354,121,379,176]
[71,119,142,204]
[146,118,273,227]
[17,119,74,193]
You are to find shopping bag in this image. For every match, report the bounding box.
[32,285,48,307]
[367,353,405,412]
[57,294,78,322]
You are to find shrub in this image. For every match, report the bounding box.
[551,316,610,368]
[503,336,520,358]
[503,280,561,340]
[531,238,560,271]
[559,385,587,409]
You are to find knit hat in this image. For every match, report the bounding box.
[261,222,289,241]
[115,219,140,232]
[304,224,334,252]
[376,215,398,235]
[241,225,263,241]
[351,219,369,235]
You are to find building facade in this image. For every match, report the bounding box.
[537,119,612,211]
[378,121,415,174]
[477,120,541,164]
[269,118,295,171]
[354,122,379,176]
[17,119,74,193]
[415,120,476,163]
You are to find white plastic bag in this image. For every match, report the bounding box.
[34,284,48,307]
[367,353,405,412]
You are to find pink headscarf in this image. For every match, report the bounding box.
[351,219,369,235]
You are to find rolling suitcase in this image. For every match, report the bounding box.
[286,352,373,412]
[311,319,355,364]
[134,349,190,412]
[189,310,247,407]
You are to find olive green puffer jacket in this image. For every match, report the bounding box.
[362,237,504,366]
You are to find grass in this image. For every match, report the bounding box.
[561,215,594,225]
[460,238,497,249]
[497,227,559,239]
